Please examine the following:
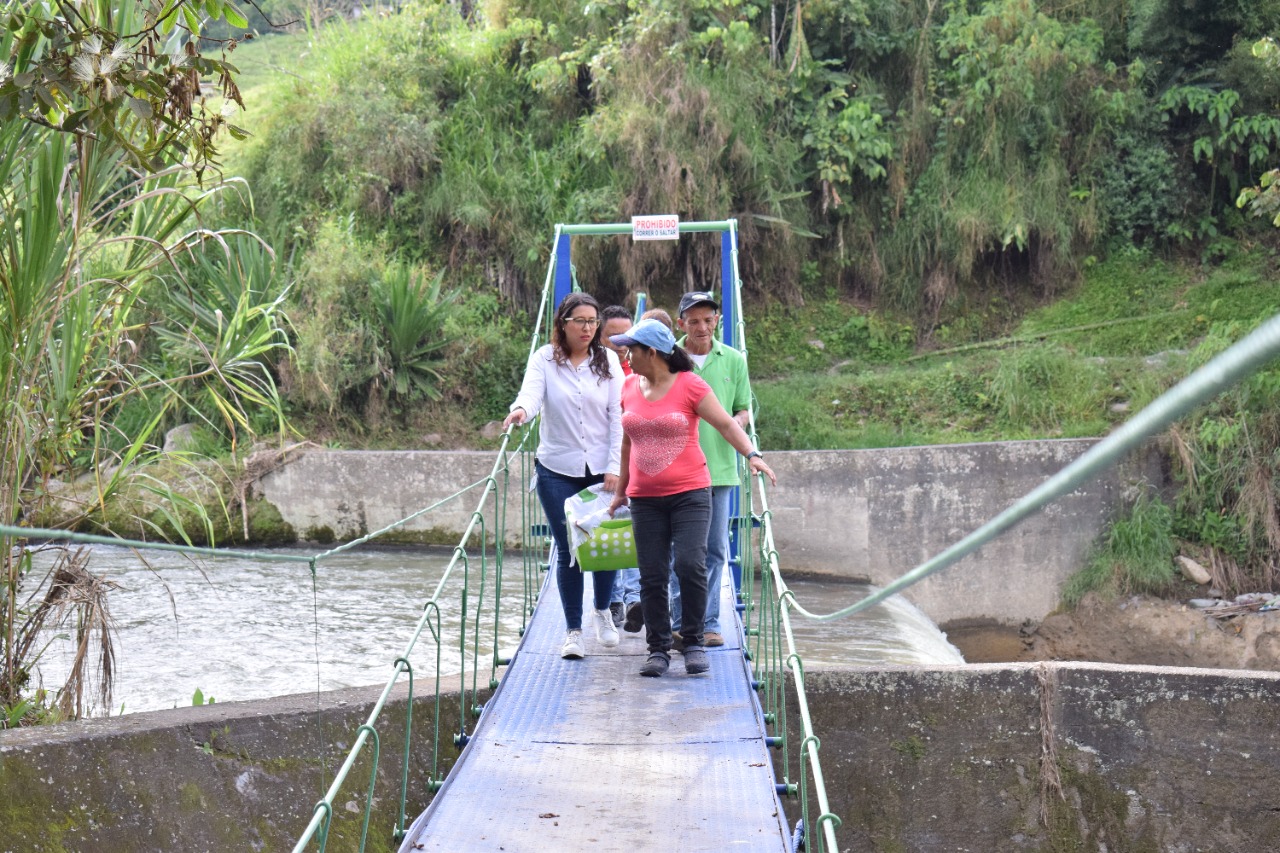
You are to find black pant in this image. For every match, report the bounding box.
[629,487,711,653]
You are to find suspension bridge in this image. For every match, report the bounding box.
[389,219,822,852]
[4,219,1280,852]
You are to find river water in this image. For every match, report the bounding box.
[30,545,962,716]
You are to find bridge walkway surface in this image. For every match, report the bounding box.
[397,567,791,851]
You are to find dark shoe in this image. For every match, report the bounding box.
[704,631,725,648]
[623,601,644,633]
[683,646,709,675]
[609,601,624,627]
[640,652,670,677]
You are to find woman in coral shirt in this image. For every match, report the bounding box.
[607,319,775,678]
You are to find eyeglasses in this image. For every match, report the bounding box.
[565,317,601,328]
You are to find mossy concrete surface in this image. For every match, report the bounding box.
[0,683,481,853]
[5,663,1276,851]
[791,662,1280,852]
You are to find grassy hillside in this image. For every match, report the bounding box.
[752,249,1280,450]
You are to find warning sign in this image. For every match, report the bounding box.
[631,215,680,241]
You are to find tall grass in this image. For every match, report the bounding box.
[988,344,1110,435]
[1063,493,1178,606]
[1165,321,1280,594]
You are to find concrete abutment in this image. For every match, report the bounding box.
[4,664,1277,851]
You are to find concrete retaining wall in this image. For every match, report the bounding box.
[256,441,1166,625]
[4,663,1276,852]
[0,684,480,853]
[794,663,1280,852]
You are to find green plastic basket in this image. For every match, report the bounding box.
[566,487,637,572]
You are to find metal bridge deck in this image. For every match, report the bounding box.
[398,570,791,852]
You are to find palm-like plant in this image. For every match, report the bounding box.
[151,233,291,446]
[375,263,459,401]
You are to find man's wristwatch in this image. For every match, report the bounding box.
[746,450,763,461]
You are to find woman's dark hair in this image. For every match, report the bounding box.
[551,292,611,382]
[631,343,694,373]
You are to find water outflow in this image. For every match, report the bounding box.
[785,575,965,667]
[32,546,961,716]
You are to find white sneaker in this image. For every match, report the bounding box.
[592,609,620,648]
[561,629,585,659]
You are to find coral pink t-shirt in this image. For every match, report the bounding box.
[620,371,712,497]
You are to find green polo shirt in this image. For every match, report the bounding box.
[678,336,752,487]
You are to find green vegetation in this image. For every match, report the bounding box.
[6,0,1280,726]
[1063,494,1178,606]
[890,735,928,760]
[1,0,287,723]
[219,1,1280,444]
[752,250,1280,449]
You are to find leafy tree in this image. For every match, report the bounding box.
[1,0,259,177]
[1126,0,1280,88]
[1158,84,1280,233]
[867,0,1116,313]
[1238,38,1280,225]
[1,0,287,725]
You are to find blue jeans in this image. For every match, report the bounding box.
[670,484,733,634]
[611,568,640,607]
[534,460,617,631]
[630,487,711,653]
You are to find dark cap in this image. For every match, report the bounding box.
[678,291,719,316]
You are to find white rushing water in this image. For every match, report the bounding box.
[29,545,961,716]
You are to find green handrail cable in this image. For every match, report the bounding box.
[10,418,525,852]
[730,311,1280,852]
[719,218,840,853]
[785,310,1280,624]
[309,556,328,794]
[291,427,524,852]
[291,316,547,850]
[310,479,492,561]
[0,525,318,562]
[0,416,532,853]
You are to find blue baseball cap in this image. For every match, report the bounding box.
[609,317,676,354]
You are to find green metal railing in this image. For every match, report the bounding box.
[0,422,545,851]
[700,221,841,853]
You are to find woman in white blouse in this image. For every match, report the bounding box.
[503,293,625,659]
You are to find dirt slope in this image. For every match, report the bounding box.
[947,593,1280,671]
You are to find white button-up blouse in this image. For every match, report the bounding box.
[510,344,624,478]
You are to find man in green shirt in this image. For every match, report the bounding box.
[670,290,753,647]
